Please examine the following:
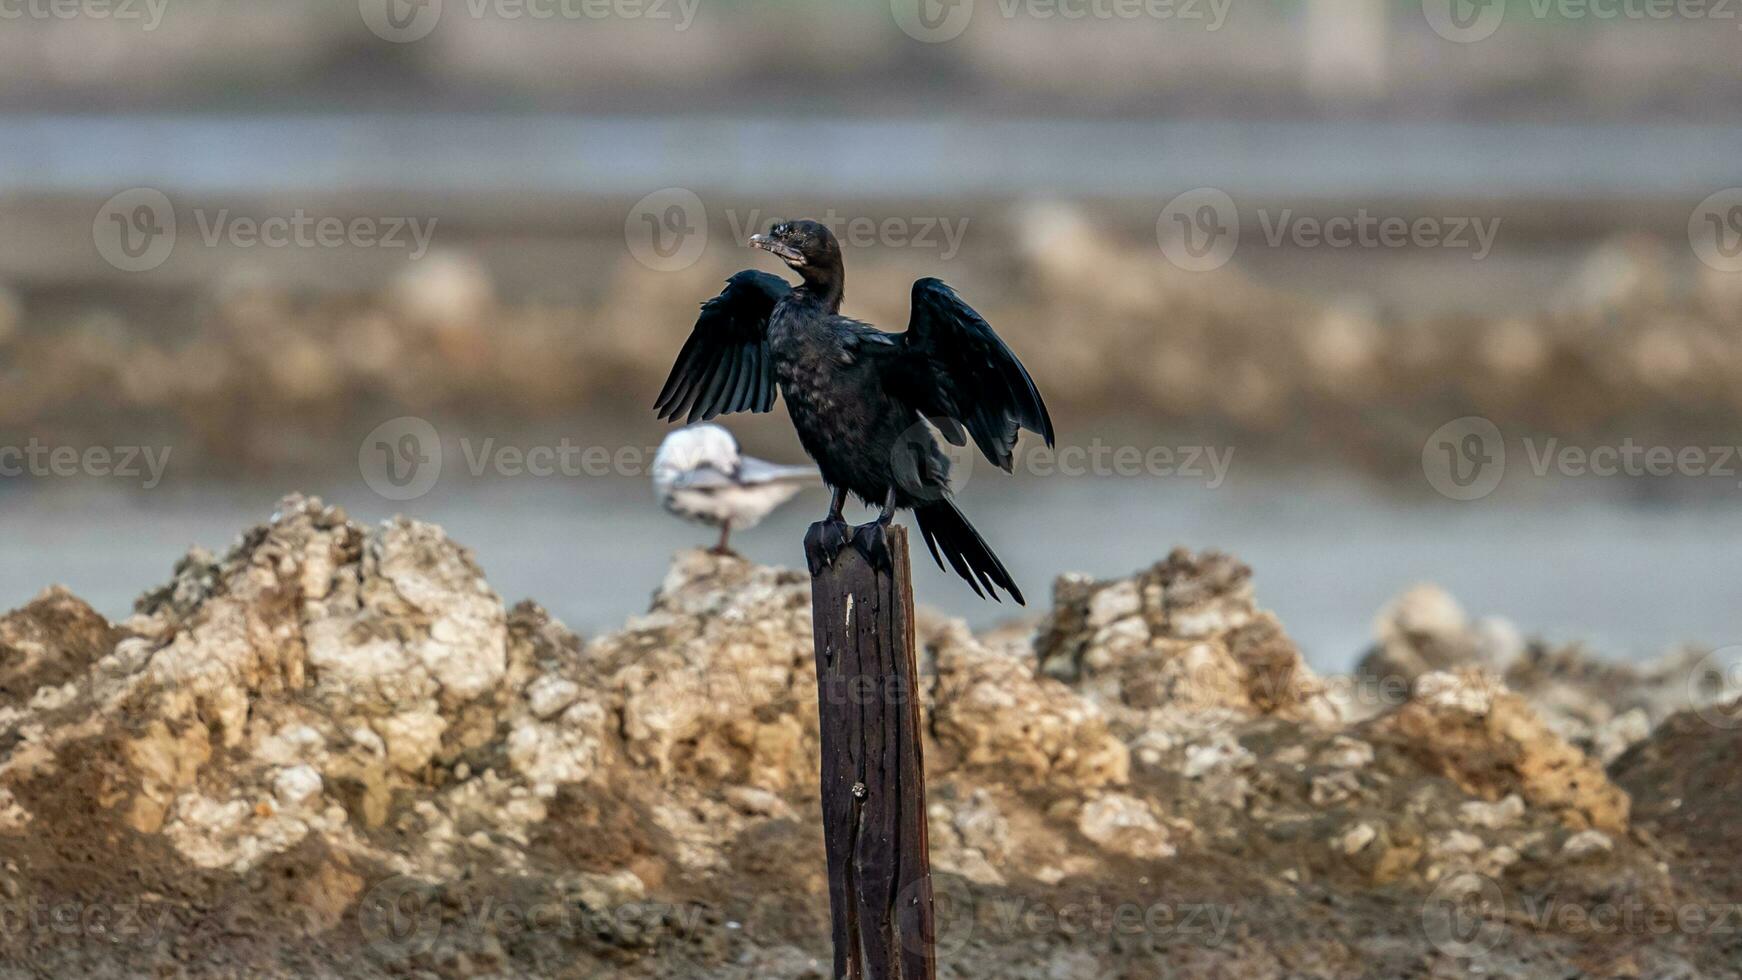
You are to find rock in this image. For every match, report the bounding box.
[1560,830,1614,860]
[1317,735,1375,769]
[1357,585,1519,689]
[1338,822,1377,855]
[929,620,1130,792]
[1365,669,1630,833]
[0,586,124,708]
[1460,794,1526,830]
[1077,794,1177,860]
[525,674,581,720]
[0,503,1715,977]
[388,250,496,330]
[1310,770,1361,807]
[1033,550,1339,726]
[273,765,323,808]
[1592,708,1652,765]
[1182,731,1255,779]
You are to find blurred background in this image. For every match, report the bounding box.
[2,0,1741,667]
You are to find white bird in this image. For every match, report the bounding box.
[652,424,818,555]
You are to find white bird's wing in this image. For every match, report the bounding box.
[671,463,739,491]
[736,456,819,486]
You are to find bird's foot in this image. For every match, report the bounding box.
[707,545,741,559]
[804,519,851,575]
[850,521,893,573]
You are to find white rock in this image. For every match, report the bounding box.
[273,765,323,808]
[1460,794,1525,830]
[1434,830,1485,857]
[376,709,448,774]
[1086,582,1141,628]
[1078,794,1175,860]
[1339,823,1377,855]
[1183,733,1254,779]
[526,675,582,720]
[1317,735,1375,769]
[1561,830,1613,859]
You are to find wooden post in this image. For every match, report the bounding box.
[806,524,936,980]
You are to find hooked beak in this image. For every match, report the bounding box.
[749,233,805,265]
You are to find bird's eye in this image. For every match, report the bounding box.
[775,224,789,236]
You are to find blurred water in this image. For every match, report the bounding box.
[4,115,1740,199]
[6,474,1737,674]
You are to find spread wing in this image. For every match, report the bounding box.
[886,278,1054,471]
[654,270,791,423]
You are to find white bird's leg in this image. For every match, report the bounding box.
[710,519,734,557]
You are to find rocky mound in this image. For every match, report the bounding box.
[0,496,1733,978]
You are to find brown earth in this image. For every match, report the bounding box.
[0,496,1736,978]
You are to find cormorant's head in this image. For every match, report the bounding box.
[749,220,840,275]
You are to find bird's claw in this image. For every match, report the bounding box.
[851,521,893,572]
[805,519,851,575]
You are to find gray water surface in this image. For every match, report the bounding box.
[7,474,1737,674]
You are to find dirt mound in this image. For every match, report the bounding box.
[0,496,1731,978]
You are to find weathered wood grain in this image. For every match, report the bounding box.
[806,525,936,980]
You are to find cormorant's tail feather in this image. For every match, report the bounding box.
[913,499,1023,605]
